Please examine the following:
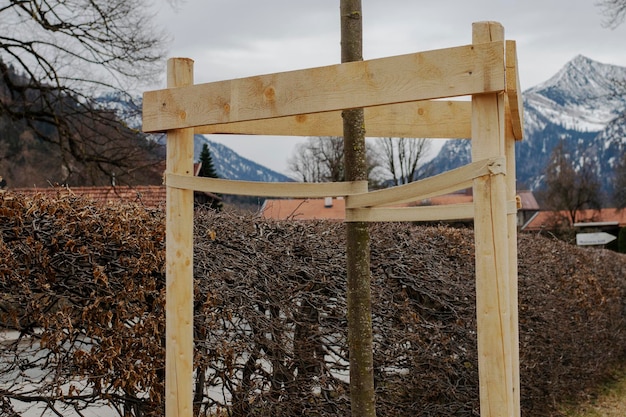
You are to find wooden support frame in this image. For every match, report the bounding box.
[143,21,522,417]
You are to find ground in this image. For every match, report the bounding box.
[561,367,626,417]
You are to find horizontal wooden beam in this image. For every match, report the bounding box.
[165,173,368,198]
[345,198,517,223]
[195,100,471,138]
[346,203,474,222]
[143,42,505,132]
[346,156,505,209]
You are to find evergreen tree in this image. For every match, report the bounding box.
[198,144,219,179]
[196,143,222,211]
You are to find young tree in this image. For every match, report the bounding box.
[375,137,432,186]
[340,1,376,416]
[0,0,169,184]
[539,141,603,224]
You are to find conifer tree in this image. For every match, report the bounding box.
[198,144,219,179]
[196,143,222,211]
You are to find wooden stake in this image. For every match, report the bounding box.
[471,22,515,417]
[505,45,522,417]
[165,58,195,417]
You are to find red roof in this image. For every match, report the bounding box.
[413,190,538,210]
[6,185,166,208]
[523,208,626,231]
[263,190,540,221]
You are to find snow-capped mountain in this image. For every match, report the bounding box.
[524,55,626,133]
[427,55,626,194]
[193,135,293,182]
[152,134,293,182]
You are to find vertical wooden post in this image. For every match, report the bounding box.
[505,41,522,417]
[165,57,195,417]
[505,116,521,417]
[471,22,515,417]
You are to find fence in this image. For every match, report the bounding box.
[142,21,523,417]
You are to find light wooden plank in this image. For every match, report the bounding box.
[345,156,504,209]
[345,199,517,222]
[346,203,474,222]
[471,21,516,417]
[195,100,472,139]
[505,40,524,140]
[165,58,194,417]
[505,99,521,417]
[143,42,505,132]
[166,173,368,198]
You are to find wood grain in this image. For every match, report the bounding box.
[143,42,505,132]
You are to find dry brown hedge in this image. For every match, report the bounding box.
[1,192,625,416]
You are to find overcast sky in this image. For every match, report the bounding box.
[151,0,626,176]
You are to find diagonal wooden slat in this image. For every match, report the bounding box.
[345,156,505,209]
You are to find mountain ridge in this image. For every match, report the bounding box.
[427,55,626,196]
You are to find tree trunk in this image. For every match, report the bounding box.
[340,1,376,416]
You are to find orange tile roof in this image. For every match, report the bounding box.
[523,208,626,231]
[263,189,541,222]
[6,185,166,208]
[415,190,538,210]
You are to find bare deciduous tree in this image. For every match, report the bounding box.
[539,141,603,224]
[375,137,432,186]
[288,136,345,182]
[288,136,381,185]
[597,0,626,28]
[0,0,169,185]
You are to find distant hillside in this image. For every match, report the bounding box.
[0,63,292,188]
[0,65,163,188]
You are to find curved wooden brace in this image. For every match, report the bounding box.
[346,156,505,208]
[165,173,368,198]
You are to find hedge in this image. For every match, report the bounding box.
[1,192,625,416]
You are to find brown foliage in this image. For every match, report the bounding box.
[0,192,625,416]
[0,192,166,416]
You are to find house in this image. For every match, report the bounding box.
[522,208,626,232]
[1,162,221,210]
[262,189,540,226]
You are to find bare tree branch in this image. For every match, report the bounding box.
[597,0,626,28]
